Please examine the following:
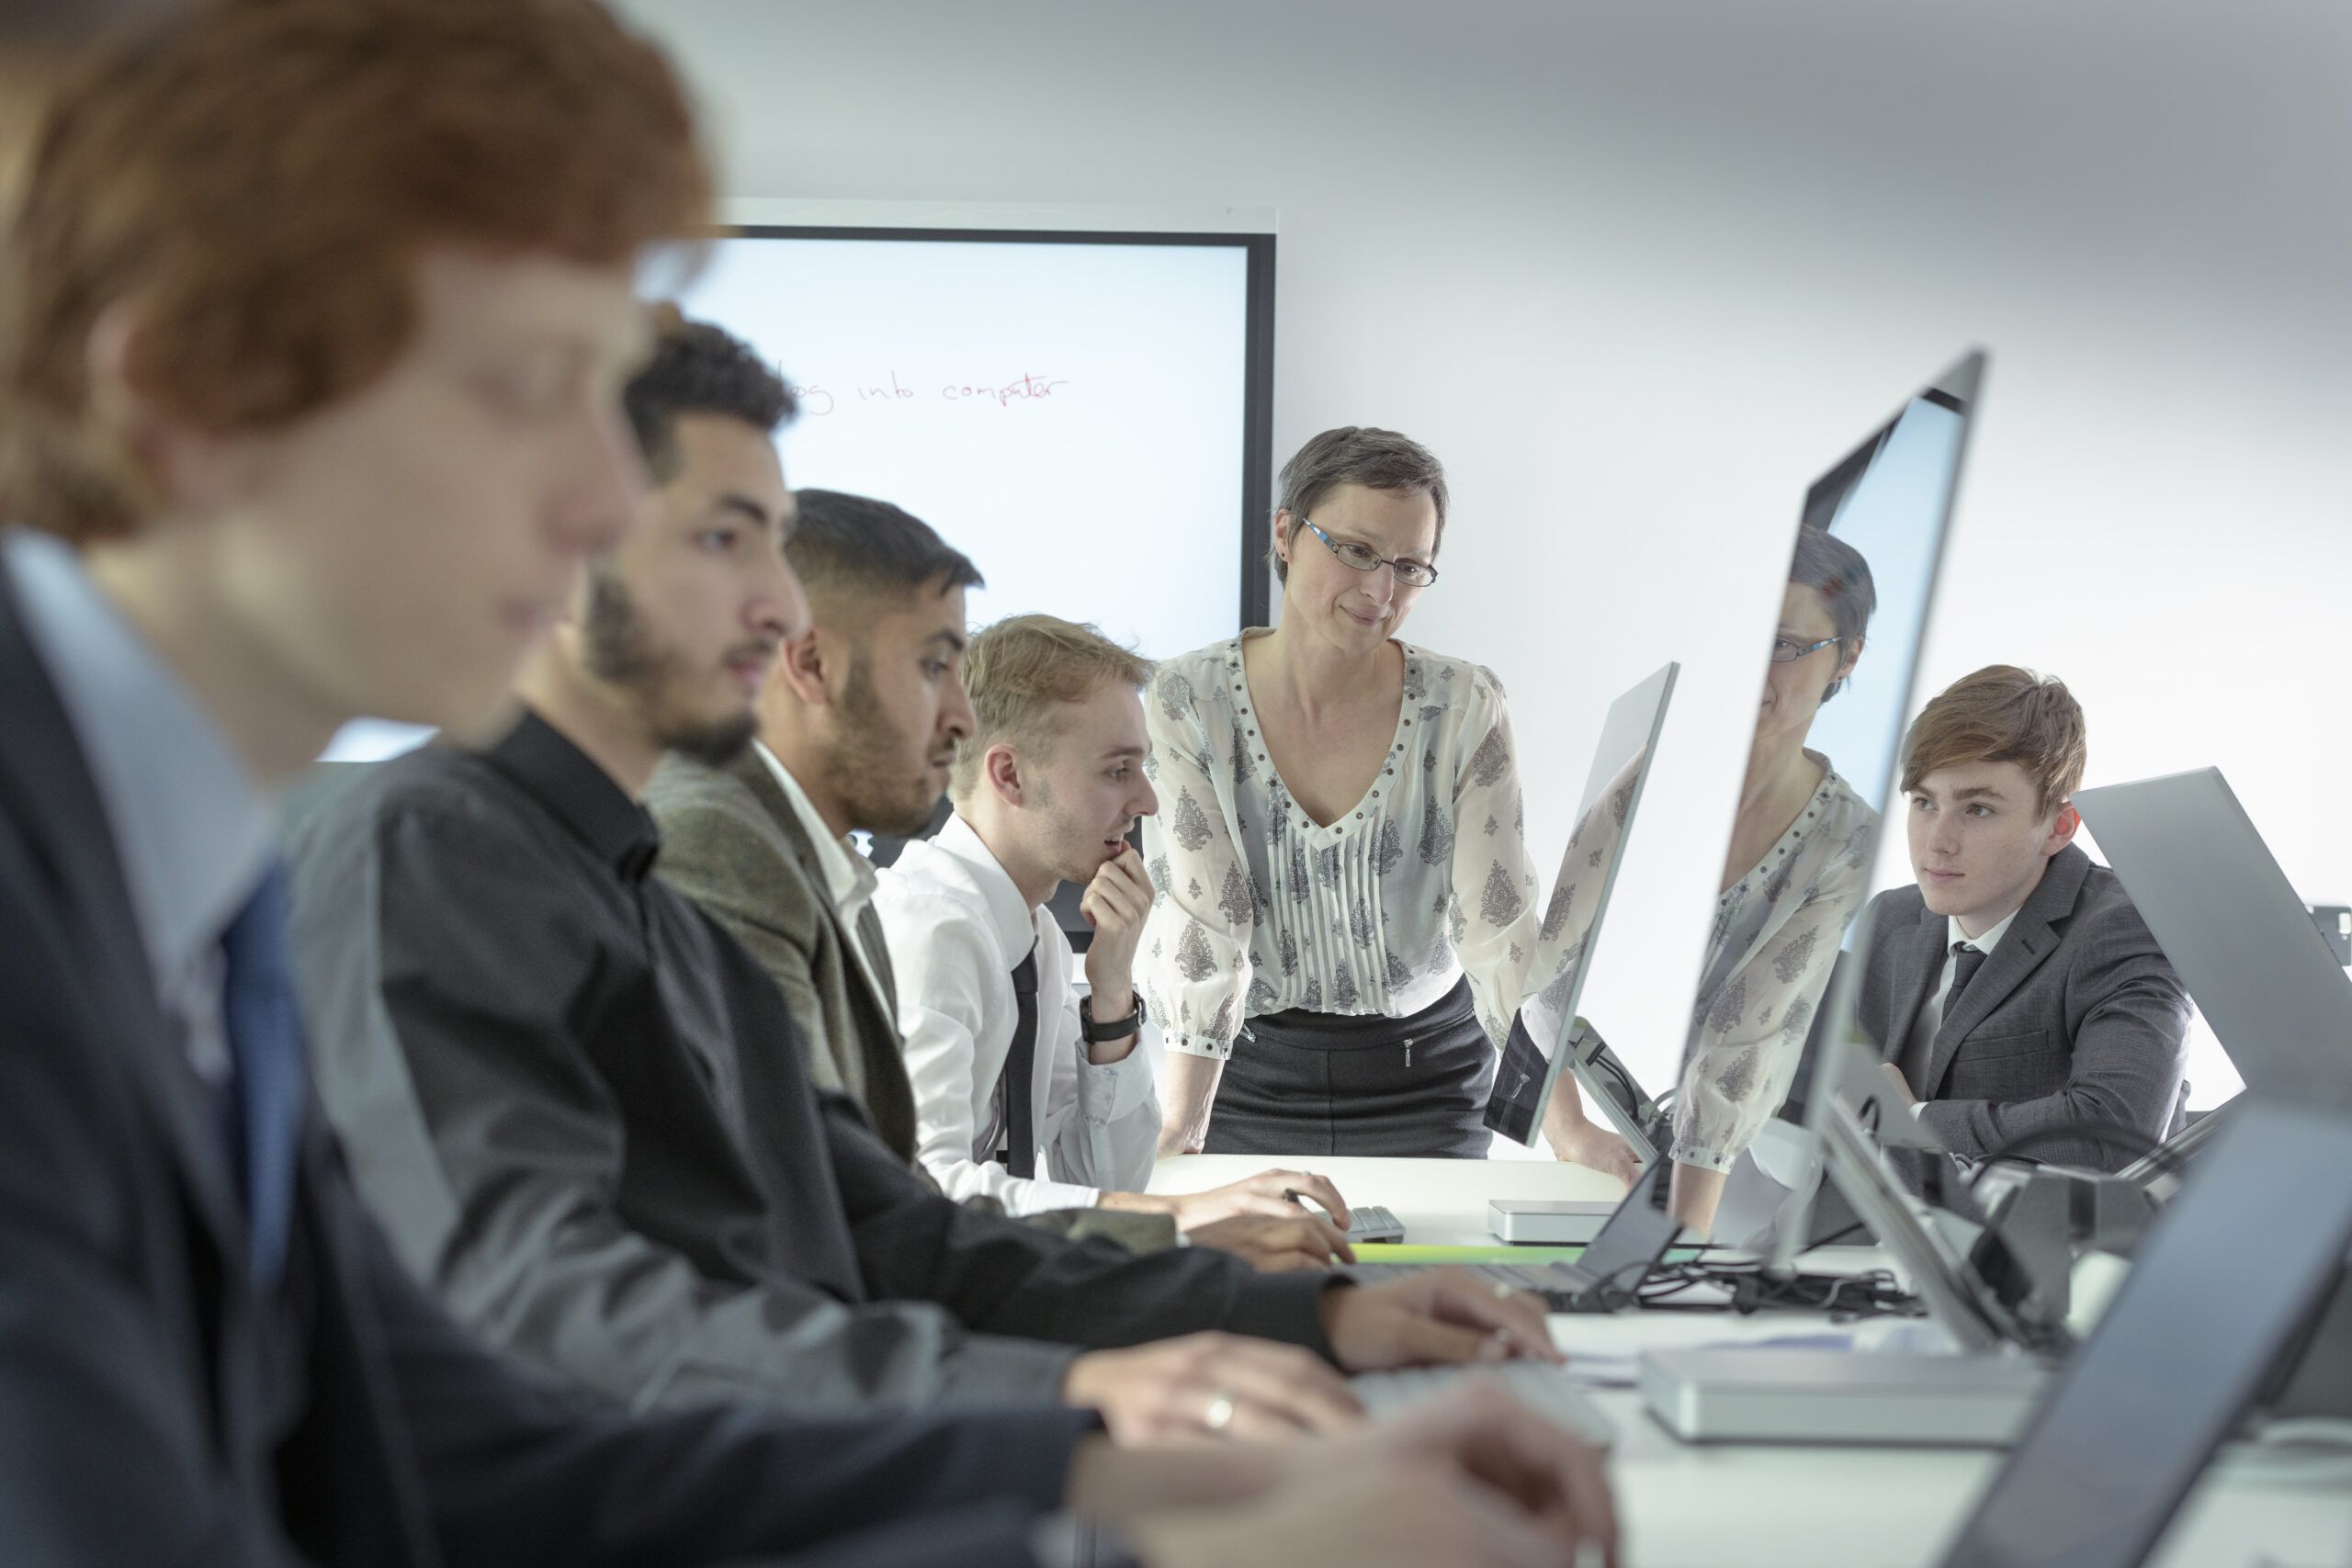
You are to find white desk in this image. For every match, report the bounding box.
[1152,1153,2352,1568]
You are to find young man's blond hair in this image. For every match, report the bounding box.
[950,614,1154,801]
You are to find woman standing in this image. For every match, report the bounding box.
[1539,527,1880,1232]
[1142,428,1541,1158]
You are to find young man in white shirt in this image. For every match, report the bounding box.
[877,613,1361,1261]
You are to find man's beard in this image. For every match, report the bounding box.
[821,657,947,838]
[581,570,757,767]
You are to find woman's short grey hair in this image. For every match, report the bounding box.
[1272,426,1449,584]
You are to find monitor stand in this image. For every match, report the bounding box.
[1489,1019,1666,1242]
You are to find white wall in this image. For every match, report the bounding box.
[618,0,2352,1105]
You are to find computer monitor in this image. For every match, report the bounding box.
[1484,662,1679,1147]
[2073,766,2352,1111]
[1662,353,1984,1193]
[1936,1100,2352,1568]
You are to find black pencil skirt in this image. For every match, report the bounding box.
[1203,976,1497,1158]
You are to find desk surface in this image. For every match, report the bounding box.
[1152,1153,2352,1568]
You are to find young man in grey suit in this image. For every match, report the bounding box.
[650,484,1360,1271]
[0,6,1621,1565]
[1860,666,2192,1170]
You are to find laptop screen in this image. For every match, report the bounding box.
[1939,1100,2352,1568]
[2074,766,2352,1114]
[1572,1150,1679,1294]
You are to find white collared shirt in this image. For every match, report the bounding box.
[1902,905,2024,1108]
[4,527,275,1086]
[754,740,892,1013]
[874,812,1160,1214]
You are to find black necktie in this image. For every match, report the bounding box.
[1941,942,1988,1031]
[220,864,306,1291]
[1000,947,1040,1179]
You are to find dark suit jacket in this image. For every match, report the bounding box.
[645,747,920,1159]
[1856,844,2192,1170]
[0,556,1091,1567]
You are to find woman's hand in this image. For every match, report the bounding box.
[1538,1085,1639,1189]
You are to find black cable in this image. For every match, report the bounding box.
[1629,1258,1926,1320]
[1978,1118,2173,1175]
[1798,1219,1870,1251]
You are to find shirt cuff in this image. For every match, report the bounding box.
[1074,1042,1157,1122]
[1166,1031,1232,1060]
[1667,1137,1738,1175]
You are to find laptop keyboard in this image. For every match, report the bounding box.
[1346,1204,1406,1244]
[1353,1361,1617,1448]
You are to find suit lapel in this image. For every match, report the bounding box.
[731,751,901,1030]
[0,565,250,1267]
[1881,903,1948,1066]
[729,750,920,1160]
[1926,846,2092,1092]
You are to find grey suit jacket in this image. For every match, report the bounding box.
[646,747,919,1161]
[1856,844,2191,1170]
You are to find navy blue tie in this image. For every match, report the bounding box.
[220,863,306,1292]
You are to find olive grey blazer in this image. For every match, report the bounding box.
[645,747,919,1160]
[1855,844,2191,1170]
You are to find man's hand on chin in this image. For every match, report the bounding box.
[1318,1269,1560,1371]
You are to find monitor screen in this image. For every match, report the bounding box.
[1486,662,1678,1146]
[1671,355,1979,1177]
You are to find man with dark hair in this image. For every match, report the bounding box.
[1861,666,2191,1169]
[292,337,1566,1441]
[650,488,978,1132]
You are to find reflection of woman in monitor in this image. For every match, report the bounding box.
[1138,427,1542,1157]
[1547,529,1881,1232]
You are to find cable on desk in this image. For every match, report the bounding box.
[1632,1258,1928,1321]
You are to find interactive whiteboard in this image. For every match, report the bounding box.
[677,227,1274,660]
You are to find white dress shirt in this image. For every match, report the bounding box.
[1901,905,2024,1111]
[1138,635,1543,1058]
[875,812,1161,1214]
[5,527,273,1087]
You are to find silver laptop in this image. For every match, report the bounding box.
[1936,1100,2352,1567]
[2074,766,2352,1114]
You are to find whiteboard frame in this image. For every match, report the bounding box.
[716,223,1279,631]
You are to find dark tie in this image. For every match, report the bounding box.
[220,863,307,1292]
[1941,942,1989,1032]
[999,946,1040,1179]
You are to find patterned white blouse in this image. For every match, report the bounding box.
[1517,748,1877,1172]
[1138,634,1544,1060]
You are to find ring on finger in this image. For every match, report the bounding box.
[1493,1281,1516,1300]
[1204,1390,1237,1432]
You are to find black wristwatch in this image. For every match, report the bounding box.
[1080,990,1146,1044]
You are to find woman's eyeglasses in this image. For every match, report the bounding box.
[1297,517,1439,588]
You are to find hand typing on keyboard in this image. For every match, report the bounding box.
[1322,1268,1563,1371]
[1114,1380,1621,1568]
